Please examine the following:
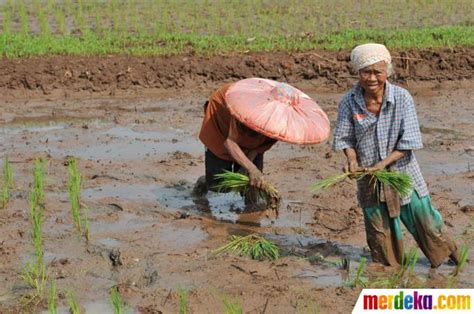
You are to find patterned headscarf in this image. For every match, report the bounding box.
[350,43,392,73]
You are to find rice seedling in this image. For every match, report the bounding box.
[214,234,280,261]
[110,286,126,314]
[178,287,188,314]
[222,295,243,314]
[346,257,368,288]
[311,170,413,198]
[371,248,420,288]
[1,154,14,209]
[48,281,57,314]
[30,158,46,259]
[2,4,12,34]
[54,6,67,35]
[213,170,281,212]
[20,257,48,298]
[33,0,51,35]
[450,246,469,277]
[67,158,82,232]
[19,158,48,299]
[67,292,80,314]
[32,158,46,207]
[18,0,29,35]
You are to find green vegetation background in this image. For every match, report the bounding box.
[0,0,472,57]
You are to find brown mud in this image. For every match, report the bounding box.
[0,47,473,100]
[0,49,473,313]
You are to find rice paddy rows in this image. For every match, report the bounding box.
[0,0,472,57]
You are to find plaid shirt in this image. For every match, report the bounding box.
[333,81,429,207]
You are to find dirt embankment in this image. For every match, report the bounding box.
[0,47,472,99]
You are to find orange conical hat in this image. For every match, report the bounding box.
[225,78,330,144]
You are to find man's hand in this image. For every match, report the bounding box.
[248,169,265,189]
[342,148,360,178]
[363,161,386,173]
[343,159,360,174]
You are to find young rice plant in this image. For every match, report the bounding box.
[178,287,188,314]
[346,257,368,288]
[214,234,280,261]
[48,281,57,314]
[110,286,127,314]
[67,158,82,232]
[67,292,81,314]
[20,158,48,299]
[1,154,14,209]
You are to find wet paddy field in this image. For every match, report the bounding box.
[0,80,472,313]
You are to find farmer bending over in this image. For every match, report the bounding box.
[332,43,460,267]
[193,78,330,198]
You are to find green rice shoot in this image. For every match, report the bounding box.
[20,257,47,298]
[20,158,48,298]
[110,287,126,314]
[48,281,57,314]
[222,295,243,314]
[178,287,189,314]
[67,158,82,232]
[371,248,420,288]
[451,246,470,277]
[0,154,14,209]
[31,158,46,208]
[346,257,368,288]
[311,170,413,197]
[213,170,281,211]
[214,234,280,261]
[67,292,80,314]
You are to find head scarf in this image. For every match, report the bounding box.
[350,43,392,73]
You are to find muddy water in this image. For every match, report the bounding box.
[0,82,473,313]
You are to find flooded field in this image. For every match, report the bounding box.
[0,80,473,313]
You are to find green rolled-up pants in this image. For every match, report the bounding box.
[363,191,459,267]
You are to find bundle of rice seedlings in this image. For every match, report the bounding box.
[213,171,281,212]
[311,170,413,197]
[214,234,280,261]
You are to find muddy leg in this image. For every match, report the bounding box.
[399,192,459,268]
[204,148,233,192]
[363,204,404,266]
[191,175,208,197]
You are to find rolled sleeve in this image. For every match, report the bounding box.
[396,93,423,151]
[333,99,356,151]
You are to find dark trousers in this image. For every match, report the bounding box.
[205,148,264,190]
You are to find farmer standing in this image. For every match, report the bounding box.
[332,43,459,267]
[193,78,330,197]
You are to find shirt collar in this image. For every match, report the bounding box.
[351,81,395,106]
